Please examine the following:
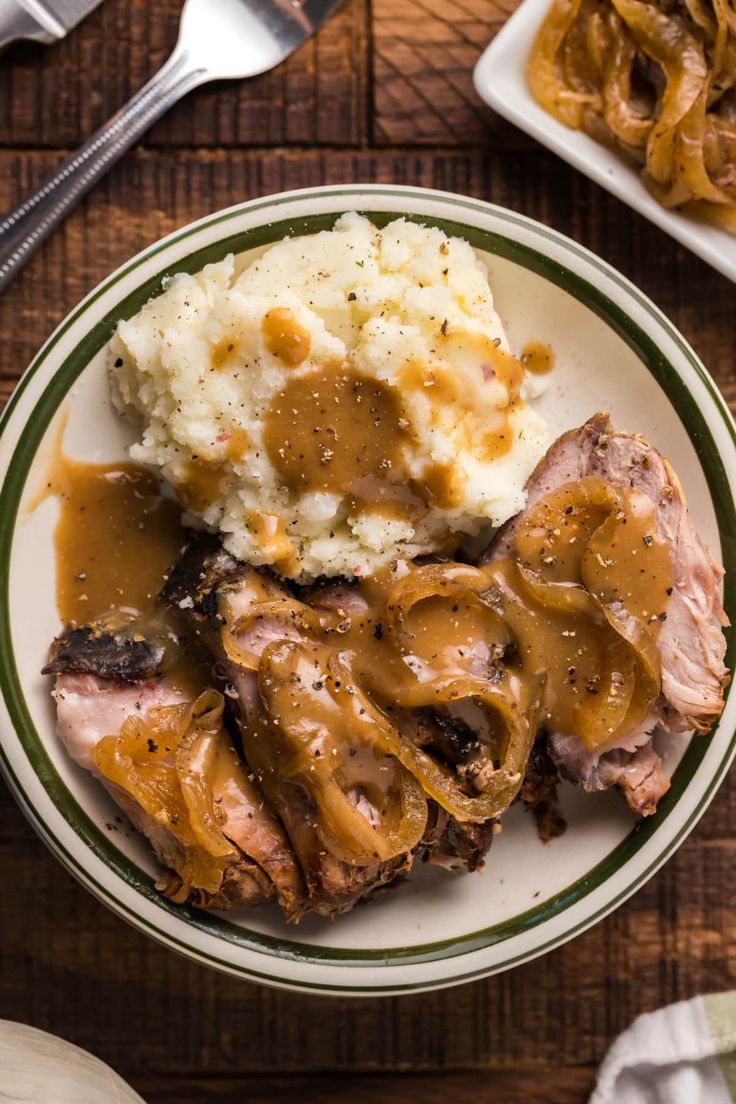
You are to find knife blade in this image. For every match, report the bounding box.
[0,0,105,49]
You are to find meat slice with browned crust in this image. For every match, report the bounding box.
[484,413,729,815]
[163,539,501,910]
[44,622,305,917]
[163,537,417,918]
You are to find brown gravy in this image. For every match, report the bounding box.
[246,510,296,572]
[175,460,229,514]
[211,338,239,372]
[262,337,530,523]
[37,442,213,698]
[520,341,555,375]
[399,332,526,467]
[41,455,184,623]
[262,307,311,366]
[411,462,465,510]
[348,475,427,522]
[172,430,250,513]
[263,365,413,502]
[334,564,515,716]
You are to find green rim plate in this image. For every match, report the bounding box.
[1,185,734,994]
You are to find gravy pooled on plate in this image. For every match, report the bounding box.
[37,452,182,623]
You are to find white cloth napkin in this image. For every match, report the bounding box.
[590,993,736,1104]
[0,1020,146,1103]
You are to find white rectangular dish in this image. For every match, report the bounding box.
[473,0,736,284]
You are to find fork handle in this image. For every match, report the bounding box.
[0,48,205,293]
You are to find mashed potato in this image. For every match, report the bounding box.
[111,214,548,581]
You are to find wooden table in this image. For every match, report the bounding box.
[1,2,735,1100]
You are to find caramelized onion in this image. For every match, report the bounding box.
[379,561,536,816]
[251,638,533,834]
[248,641,429,865]
[94,691,239,897]
[210,474,673,860]
[528,0,588,127]
[528,0,736,227]
[505,477,670,751]
[602,15,654,148]
[221,599,340,670]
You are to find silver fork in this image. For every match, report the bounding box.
[0,0,343,293]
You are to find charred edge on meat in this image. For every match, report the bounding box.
[162,537,499,896]
[519,738,567,843]
[422,803,496,872]
[416,710,478,764]
[42,625,167,683]
[161,532,243,620]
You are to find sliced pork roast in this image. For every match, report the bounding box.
[162,537,509,915]
[162,539,416,917]
[43,621,305,917]
[485,413,729,815]
[44,412,728,923]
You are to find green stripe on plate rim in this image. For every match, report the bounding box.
[1,188,735,992]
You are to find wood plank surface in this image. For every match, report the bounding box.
[372,0,521,145]
[1,772,736,1090]
[0,0,368,148]
[1,2,735,1103]
[130,1069,597,1102]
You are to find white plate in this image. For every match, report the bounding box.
[473,0,736,284]
[0,185,735,995]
